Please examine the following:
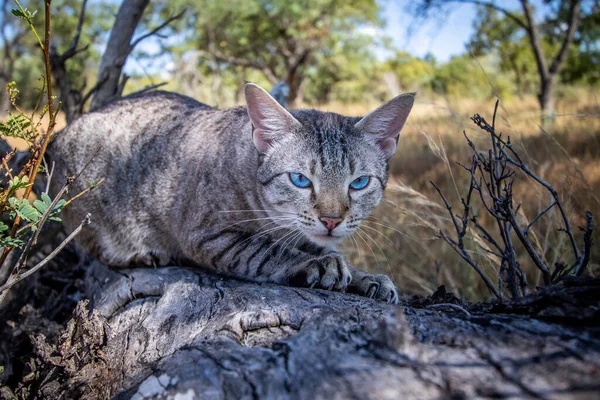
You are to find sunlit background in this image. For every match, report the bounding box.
[1,0,598,300]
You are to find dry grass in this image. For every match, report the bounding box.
[337,92,600,300]
[2,90,598,301]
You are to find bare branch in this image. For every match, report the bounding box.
[130,10,186,49]
[549,0,581,74]
[63,0,89,60]
[520,0,549,81]
[0,214,91,298]
[523,201,556,236]
[439,231,500,298]
[426,303,471,316]
[126,82,167,97]
[574,211,594,276]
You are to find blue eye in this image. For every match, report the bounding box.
[350,176,370,190]
[289,172,312,188]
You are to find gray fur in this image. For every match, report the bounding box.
[49,85,415,304]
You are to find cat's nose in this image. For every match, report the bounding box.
[319,216,343,232]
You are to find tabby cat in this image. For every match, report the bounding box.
[49,83,415,304]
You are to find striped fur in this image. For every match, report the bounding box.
[49,85,414,304]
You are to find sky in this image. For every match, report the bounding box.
[376,0,476,62]
[377,0,539,62]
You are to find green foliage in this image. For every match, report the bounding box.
[383,51,435,92]
[169,0,381,103]
[11,6,38,23]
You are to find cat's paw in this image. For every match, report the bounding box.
[349,272,399,304]
[291,253,352,291]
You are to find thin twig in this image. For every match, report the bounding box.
[13,175,75,274]
[426,303,471,316]
[130,10,186,48]
[523,201,556,236]
[126,82,167,97]
[0,214,91,298]
[438,231,500,298]
[574,211,594,276]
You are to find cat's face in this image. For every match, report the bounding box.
[245,84,414,248]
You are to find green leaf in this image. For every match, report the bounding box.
[0,236,24,249]
[49,216,62,222]
[41,192,52,206]
[33,199,48,213]
[11,8,25,18]
[0,223,8,232]
[15,199,41,222]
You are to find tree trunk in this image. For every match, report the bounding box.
[29,260,600,399]
[89,0,150,111]
[50,48,81,124]
[539,75,556,127]
[0,77,9,115]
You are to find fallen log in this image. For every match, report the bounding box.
[24,260,600,399]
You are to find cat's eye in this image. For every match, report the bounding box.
[289,172,312,188]
[349,176,370,190]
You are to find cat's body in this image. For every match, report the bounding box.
[49,85,414,303]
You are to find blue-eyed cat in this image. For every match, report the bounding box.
[49,83,415,304]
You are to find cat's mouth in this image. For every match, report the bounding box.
[308,232,345,246]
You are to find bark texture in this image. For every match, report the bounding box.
[32,260,600,399]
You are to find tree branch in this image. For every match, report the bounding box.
[549,0,581,74]
[520,0,549,81]
[130,10,186,49]
[0,214,91,298]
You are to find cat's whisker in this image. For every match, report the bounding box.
[359,223,399,250]
[364,219,421,244]
[218,209,297,215]
[223,223,296,260]
[354,230,380,269]
[261,227,301,262]
[276,230,304,264]
[357,227,391,270]
[350,233,361,260]
[217,216,297,233]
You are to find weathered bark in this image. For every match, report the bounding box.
[89,0,150,111]
[30,260,600,399]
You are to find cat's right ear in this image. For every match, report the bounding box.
[355,92,415,159]
[244,83,302,153]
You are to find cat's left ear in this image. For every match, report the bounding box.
[244,83,302,153]
[355,92,415,159]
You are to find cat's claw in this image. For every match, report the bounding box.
[349,273,399,304]
[292,253,352,292]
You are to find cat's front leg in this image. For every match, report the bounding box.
[347,267,399,304]
[186,229,352,291]
[288,252,353,291]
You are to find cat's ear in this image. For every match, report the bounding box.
[244,83,302,153]
[355,92,415,159]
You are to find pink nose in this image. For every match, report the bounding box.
[319,216,343,232]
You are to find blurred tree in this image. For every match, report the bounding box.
[411,0,586,122]
[176,0,381,105]
[302,33,382,104]
[468,8,539,96]
[0,0,37,112]
[0,0,116,115]
[382,51,435,93]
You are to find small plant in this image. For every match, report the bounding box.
[432,101,594,299]
[0,0,93,303]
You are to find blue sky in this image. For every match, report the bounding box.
[379,1,475,62]
[377,0,534,62]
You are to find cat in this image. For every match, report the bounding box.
[49,83,415,304]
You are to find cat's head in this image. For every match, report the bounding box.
[245,83,414,248]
